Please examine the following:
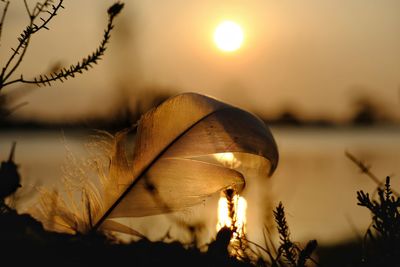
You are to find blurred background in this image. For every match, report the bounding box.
[0,0,400,246]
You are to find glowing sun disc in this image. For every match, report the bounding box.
[214,21,244,52]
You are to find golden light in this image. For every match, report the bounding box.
[213,152,241,168]
[214,20,244,52]
[214,153,247,240]
[216,191,247,239]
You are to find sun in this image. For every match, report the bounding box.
[214,20,244,52]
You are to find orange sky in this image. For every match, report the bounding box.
[2,0,400,122]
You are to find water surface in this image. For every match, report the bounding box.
[1,127,399,245]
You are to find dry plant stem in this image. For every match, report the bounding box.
[1,0,57,85]
[2,0,62,85]
[23,0,30,16]
[225,188,237,234]
[1,0,64,86]
[274,202,297,266]
[0,0,10,43]
[228,191,253,261]
[0,1,123,89]
[345,151,399,197]
[3,2,116,87]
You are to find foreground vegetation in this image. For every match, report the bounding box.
[1,145,400,267]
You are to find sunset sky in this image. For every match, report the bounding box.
[2,0,400,122]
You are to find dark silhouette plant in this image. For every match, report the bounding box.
[339,151,400,266]
[357,176,400,266]
[0,142,20,212]
[273,202,318,267]
[0,0,124,91]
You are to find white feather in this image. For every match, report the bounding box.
[97,92,279,231]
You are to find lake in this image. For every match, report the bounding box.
[1,126,399,246]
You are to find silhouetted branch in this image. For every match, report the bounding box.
[2,2,124,88]
[31,0,56,19]
[272,202,319,267]
[274,202,297,266]
[23,0,31,17]
[0,0,9,43]
[345,151,399,197]
[0,0,64,87]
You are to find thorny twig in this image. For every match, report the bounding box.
[1,0,64,87]
[0,1,124,90]
[0,0,10,44]
[272,202,318,267]
[345,151,399,197]
[23,0,31,17]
